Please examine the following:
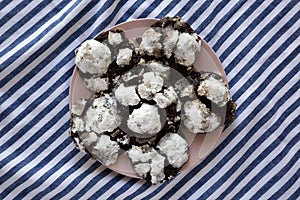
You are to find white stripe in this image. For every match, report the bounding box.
[0,98,69,173]
[64,171,130,199]
[279,167,300,200]
[1,132,74,194]
[0,1,106,111]
[207,110,300,199]
[98,176,135,200]
[223,4,299,78]
[263,152,300,198]
[0,0,97,77]
[0,0,142,166]
[0,1,20,21]
[0,1,67,51]
[199,0,251,41]
[5,144,83,200]
[0,85,69,150]
[135,171,189,199]
[243,135,300,199]
[213,0,279,54]
[192,0,247,35]
[135,37,299,199]
[0,61,71,145]
[152,71,299,199]
[1,0,129,174]
[0,1,38,33]
[175,93,299,200]
[182,1,217,30]
[161,0,195,19]
[219,55,299,144]
[140,0,172,18]
[228,22,299,95]
[96,0,145,30]
[24,157,97,199]
[77,171,120,199]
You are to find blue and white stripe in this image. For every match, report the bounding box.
[1,0,299,199]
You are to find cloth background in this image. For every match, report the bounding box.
[1,0,299,199]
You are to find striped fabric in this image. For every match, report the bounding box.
[1,0,299,199]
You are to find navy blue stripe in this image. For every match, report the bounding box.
[236,130,300,198]
[0,1,111,123]
[0,0,71,46]
[179,98,300,200]
[13,154,90,200]
[89,0,135,39]
[190,0,230,34]
[0,128,77,198]
[140,183,167,200]
[204,0,247,42]
[124,182,153,200]
[286,179,300,200]
[88,174,125,200]
[137,0,163,19]
[212,0,280,52]
[0,0,100,91]
[69,168,112,200]
[32,155,90,200]
[0,88,69,157]
[159,63,299,199]
[155,0,182,19]
[199,47,300,198]
[107,179,139,200]
[0,0,15,12]
[115,0,144,24]
[0,0,31,28]
[231,25,299,100]
[184,0,214,30]
[0,103,69,183]
[175,0,198,18]
[0,0,75,58]
[140,40,300,200]
[44,162,101,199]
[249,149,300,199]
[222,1,299,75]
[0,67,72,141]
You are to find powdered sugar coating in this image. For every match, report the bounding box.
[108,31,123,45]
[183,99,221,133]
[138,72,164,100]
[153,86,178,108]
[197,74,230,107]
[75,39,111,75]
[92,135,120,165]
[116,48,133,65]
[158,133,188,168]
[139,28,162,56]
[127,104,162,138]
[146,61,170,79]
[83,77,108,92]
[115,83,140,106]
[174,33,201,66]
[163,29,179,58]
[84,94,121,134]
[128,145,165,184]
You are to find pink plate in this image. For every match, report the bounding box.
[69,19,227,179]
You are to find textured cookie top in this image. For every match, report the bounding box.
[70,16,236,184]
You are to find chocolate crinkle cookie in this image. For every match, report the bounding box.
[70,16,236,184]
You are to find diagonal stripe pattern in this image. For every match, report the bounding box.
[0,0,299,199]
